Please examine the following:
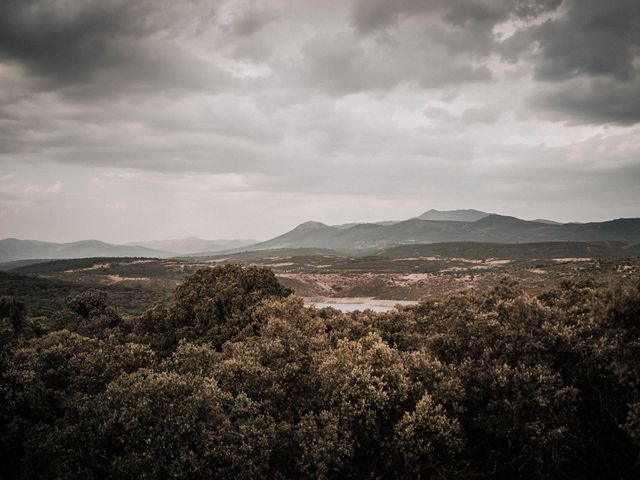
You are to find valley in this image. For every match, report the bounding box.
[3,241,639,316]
[3,212,639,316]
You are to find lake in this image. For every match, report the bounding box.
[305,302,397,313]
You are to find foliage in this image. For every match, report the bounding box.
[0,270,173,317]
[134,264,292,353]
[1,266,639,479]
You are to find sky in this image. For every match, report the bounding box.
[0,0,639,243]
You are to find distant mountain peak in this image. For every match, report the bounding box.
[417,209,491,222]
[295,221,330,230]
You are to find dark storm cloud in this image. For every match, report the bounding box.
[525,0,640,124]
[0,0,225,97]
[533,0,639,82]
[535,77,640,125]
[350,0,639,125]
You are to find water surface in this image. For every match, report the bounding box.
[306,302,396,313]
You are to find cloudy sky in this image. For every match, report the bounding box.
[0,0,639,243]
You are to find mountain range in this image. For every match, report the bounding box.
[0,237,258,263]
[0,239,171,263]
[2,210,639,262]
[126,237,259,255]
[248,211,640,250]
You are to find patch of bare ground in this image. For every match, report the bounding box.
[392,256,441,261]
[441,265,492,272]
[64,263,111,273]
[106,275,150,283]
[552,258,592,262]
[399,273,438,283]
[485,259,512,265]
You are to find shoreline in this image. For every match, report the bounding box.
[302,296,418,308]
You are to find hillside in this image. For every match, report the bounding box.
[377,241,640,260]
[417,208,491,222]
[249,215,640,250]
[127,237,259,255]
[0,238,171,262]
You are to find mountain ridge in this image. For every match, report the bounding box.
[126,237,259,255]
[247,213,640,251]
[4,211,639,260]
[0,238,172,262]
[417,208,491,222]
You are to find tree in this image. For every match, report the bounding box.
[134,265,291,351]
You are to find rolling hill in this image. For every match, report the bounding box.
[416,208,491,222]
[127,237,260,255]
[248,215,640,250]
[0,238,171,262]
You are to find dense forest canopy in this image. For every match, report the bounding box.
[1,265,639,479]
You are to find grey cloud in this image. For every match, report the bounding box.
[460,105,507,124]
[0,0,157,82]
[0,0,225,97]
[310,0,558,97]
[300,29,492,96]
[461,136,640,216]
[350,0,561,34]
[300,34,400,94]
[221,1,278,36]
[533,77,640,125]
[532,0,640,82]
[349,0,438,33]
[349,0,640,124]
[511,0,640,124]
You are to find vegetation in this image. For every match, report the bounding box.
[1,264,639,479]
[3,245,639,316]
[0,271,173,317]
